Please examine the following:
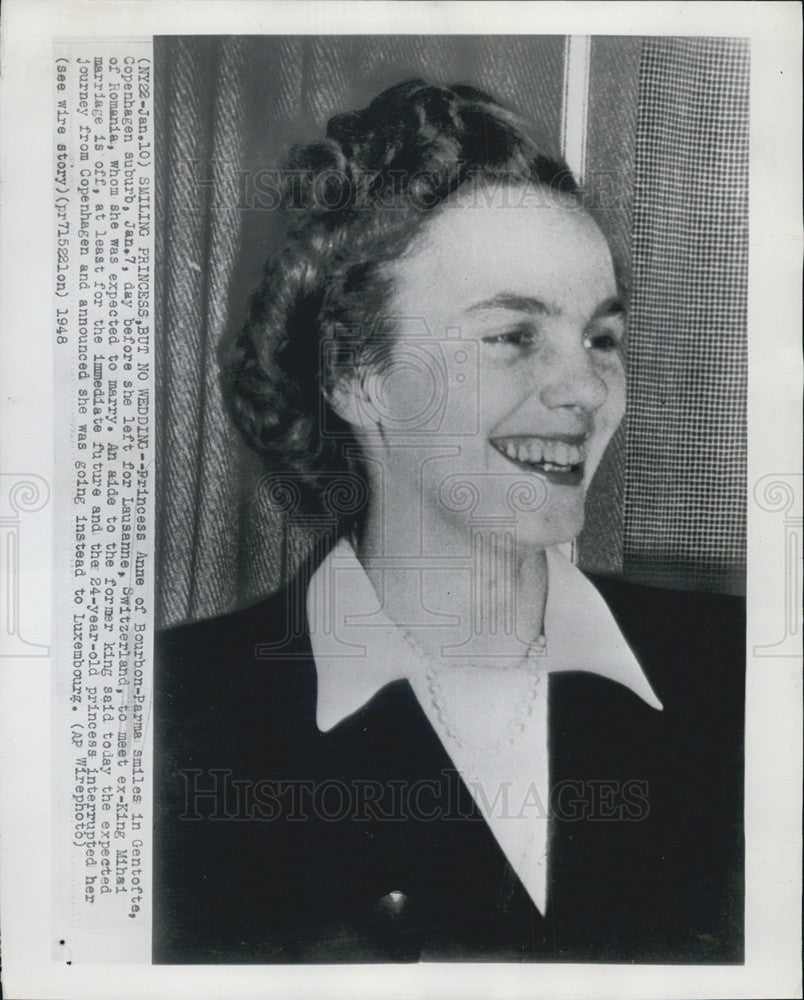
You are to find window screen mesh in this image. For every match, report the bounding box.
[622,37,749,593]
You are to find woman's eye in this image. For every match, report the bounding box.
[583,330,622,353]
[482,326,536,347]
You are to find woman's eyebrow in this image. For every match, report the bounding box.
[465,293,555,316]
[465,293,627,321]
[592,296,627,321]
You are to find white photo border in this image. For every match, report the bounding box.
[0,2,801,998]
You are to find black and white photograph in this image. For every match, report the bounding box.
[0,3,801,999]
[152,33,748,964]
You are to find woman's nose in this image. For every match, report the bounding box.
[537,343,608,414]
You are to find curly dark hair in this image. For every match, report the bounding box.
[221,78,579,532]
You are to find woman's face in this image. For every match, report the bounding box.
[351,185,626,552]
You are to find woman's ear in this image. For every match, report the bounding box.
[326,368,382,431]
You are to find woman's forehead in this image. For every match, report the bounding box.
[388,192,617,321]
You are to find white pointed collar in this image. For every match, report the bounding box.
[308,538,662,734]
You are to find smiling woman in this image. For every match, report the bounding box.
[154,78,744,964]
[369,191,627,555]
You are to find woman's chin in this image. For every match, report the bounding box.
[514,505,585,551]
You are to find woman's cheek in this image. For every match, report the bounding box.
[602,358,627,422]
[369,358,443,432]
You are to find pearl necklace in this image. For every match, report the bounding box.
[398,628,547,756]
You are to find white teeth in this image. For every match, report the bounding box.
[493,436,585,468]
[552,443,569,465]
[526,439,544,464]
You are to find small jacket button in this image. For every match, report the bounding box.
[377,890,409,916]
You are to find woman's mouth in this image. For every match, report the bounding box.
[489,434,586,486]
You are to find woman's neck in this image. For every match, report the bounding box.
[357,503,548,663]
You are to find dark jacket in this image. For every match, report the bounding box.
[154,567,744,964]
